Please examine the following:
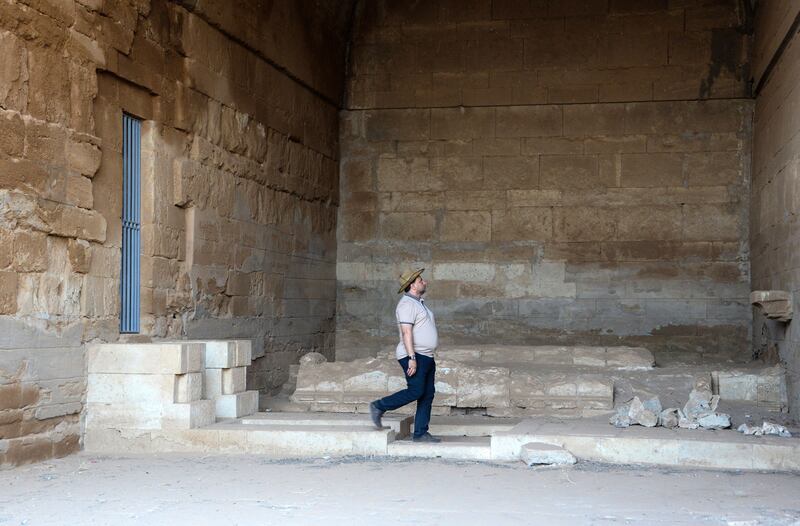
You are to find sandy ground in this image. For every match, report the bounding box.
[2,454,800,526]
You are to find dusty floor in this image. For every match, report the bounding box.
[2,454,800,525]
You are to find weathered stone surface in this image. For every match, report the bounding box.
[299,352,327,365]
[520,442,577,466]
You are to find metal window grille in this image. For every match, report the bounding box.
[120,114,141,333]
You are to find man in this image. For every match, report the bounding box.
[369,268,441,443]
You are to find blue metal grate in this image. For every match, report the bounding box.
[120,114,141,333]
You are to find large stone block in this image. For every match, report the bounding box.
[0,110,24,157]
[174,373,203,403]
[617,206,682,241]
[203,340,252,368]
[0,271,18,314]
[496,106,562,137]
[621,153,683,187]
[540,155,604,190]
[430,107,495,139]
[365,109,430,141]
[88,343,205,375]
[483,156,538,189]
[380,212,437,241]
[441,211,491,241]
[162,400,215,429]
[491,207,552,241]
[563,104,626,136]
[556,206,616,241]
[0,32,28,112]
[86,374,175,405]
[214,390,258,418]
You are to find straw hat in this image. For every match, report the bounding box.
[397,268,424,294]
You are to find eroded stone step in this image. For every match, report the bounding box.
[239,412,412,436]
[85,423,394,457]
[387,436,491,460]
[492,417,800,472]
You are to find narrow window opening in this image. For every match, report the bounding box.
[120,114,141,333]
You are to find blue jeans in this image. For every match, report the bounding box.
[374,354,436,438]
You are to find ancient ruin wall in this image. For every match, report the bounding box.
[337,0,754,360]
[750,0,800,418]
[0,0,349,467]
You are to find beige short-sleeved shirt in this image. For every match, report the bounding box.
[395,293,438,359]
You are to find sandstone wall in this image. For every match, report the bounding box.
[337,0,754,360]
[750,1,800,418]
[0,0,350,467]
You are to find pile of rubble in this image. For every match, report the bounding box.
[610,377,731,430]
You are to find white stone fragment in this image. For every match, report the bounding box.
[520,442,576,466]
[696,412,731,429]
[737,423,763,436]
[762,422,792,437]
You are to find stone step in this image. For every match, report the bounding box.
[239,412,412,436]
[387,436,492,460]
[491,417,800,472]
[85,423,395,457]
[428,415,520,436]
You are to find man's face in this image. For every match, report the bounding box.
[410,276,427,295]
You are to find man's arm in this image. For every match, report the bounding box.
[400,324,417,376]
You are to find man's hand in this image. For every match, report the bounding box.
[400,324,416,376]
[406,359,417,376]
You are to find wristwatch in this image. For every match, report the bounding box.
[408,355,416,361]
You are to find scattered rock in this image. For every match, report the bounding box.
[299,352,327,365]
[659,408,679,429]
[737,424,763,436]
[520,442,577,466]
[609,410,631,428]
[628,396,658,427]
[683,386,713,418]
[677,409,699,429]
[641,395,663,415]
[696,412,731,429]
[762,422,792,438]
[611,383,734,433]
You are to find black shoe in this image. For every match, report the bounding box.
[412,433,441,443]
[369,402,384,429]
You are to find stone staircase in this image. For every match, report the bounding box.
[83,340,800,473]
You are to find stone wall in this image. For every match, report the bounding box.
[0,0,351,467]
[750,0,800,419]
[337,0,754,360]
